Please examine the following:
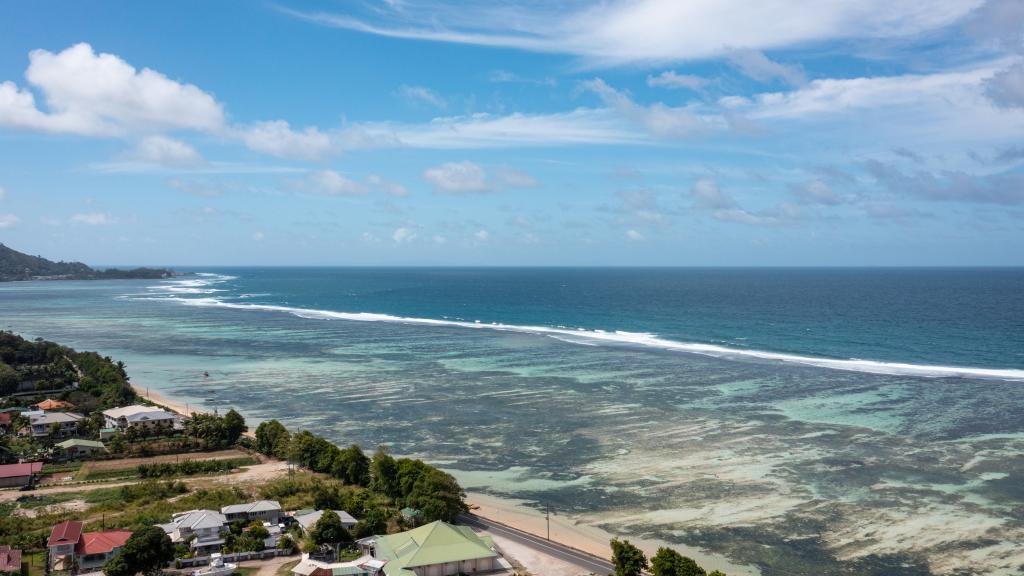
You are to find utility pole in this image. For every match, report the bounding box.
[546,502,550,541]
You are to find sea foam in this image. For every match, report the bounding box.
[143,275,1024,382]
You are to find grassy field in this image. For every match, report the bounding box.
[71,449,256,481]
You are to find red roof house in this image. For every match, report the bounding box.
[0,546,21,573]
[47,522,133,571]
[47,520,83,548]
[77,530,132,556]
[0,413,11,427]
[0,462,43,488]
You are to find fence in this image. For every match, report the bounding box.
[176,549,293,568]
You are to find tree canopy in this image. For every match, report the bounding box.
[311,509,353,546]
[611,538,648,576]
[651,547,708,576]
[104,526,174,576]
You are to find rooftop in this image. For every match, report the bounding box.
[222,500,281,515]
[103,405,178,420]
[29,412,83,425]
[34,399,75,410]
[295,510,358,531]
[48,520,84,547]
[77,530,132,556]
[56,439,106,450]
[372,521,496,576]
[0,461,43,480]
[0,546,21,572]
[169,509,227,532]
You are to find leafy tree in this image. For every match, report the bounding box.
[222,409,247,445]
[369,446,399,497]
[408,468,468,523]
[255,420,290,458]
[310,510,353,547]
[332,444,370,486]
[708,572,727,576]
[0,362,18,395]
[104,525,174,576]
[353,507,388,538]
[651,547,706,576]
[611,538,648,576]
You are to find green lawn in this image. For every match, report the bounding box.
[233,567,259,576]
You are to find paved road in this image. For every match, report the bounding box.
[459,513,615,575]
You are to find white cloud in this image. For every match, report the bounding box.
[252,231,265,241]
[581,78,715,138]
[424,161,490,193]
[488,70,556,86]
[985,62,1024,108]
[691,178,738,210]
[286,1,980,65]
[236,120,334,160]
[432,234,447,244]
[423,161,538,193]
[474,229,490,241]
[305,170,369,196]
[791,179,845,205]
[0,214,18,228]
[626,229,645,241]
[727,49,806,85]
[367,174,408,197]
[397,85,447,109]
[0,186,5,201]
[647,71,707,90]
[131,135,204,167]
[393,227,417,243]
[69,212,116,225]
[0,43,224,136]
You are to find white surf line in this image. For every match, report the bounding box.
[134,292,1024,383]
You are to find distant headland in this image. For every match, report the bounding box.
[0,243,179,282]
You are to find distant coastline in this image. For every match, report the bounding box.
[0,243,181,282]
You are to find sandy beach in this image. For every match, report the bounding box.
[133,384,202,417]
[466,492,759,576]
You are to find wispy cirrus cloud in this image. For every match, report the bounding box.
[281,0,982,66]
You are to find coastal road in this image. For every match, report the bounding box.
[459,513,615,575]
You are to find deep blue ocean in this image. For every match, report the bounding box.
[179,267,1024,372]
[2,267,1023,576]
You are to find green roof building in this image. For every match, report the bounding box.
[54,439,106,459]
[361,521,500,576]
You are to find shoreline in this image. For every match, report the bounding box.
[133,383,757,575]
[465,492,759,575]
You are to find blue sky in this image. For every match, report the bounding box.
[0,0,1022,266]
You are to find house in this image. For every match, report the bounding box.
[47,521,131,571]
[0,546,21,574]
[28,412,83,438]
[98,427,119,440]
[55,438,106,459]
[0,462,43,488]
[293,509,358,534]
[159,509,228,554]
[75,530,133,570]
[34,399,75,411]
[103,405,179,431]
[358,521,503,576]
[0,412,10,431]
[221,500,282,524]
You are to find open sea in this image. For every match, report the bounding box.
[2,267,1023,575]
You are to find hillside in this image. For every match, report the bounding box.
[0,243,175,281]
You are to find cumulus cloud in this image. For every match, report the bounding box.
[251,231,265,241]
[613,189,670,224]
[392,226,417,243]
[790,179,846,205]
[69,212,117,225]
[474,229,490,241]
[367,175,408,197]
[423,161,538,194]
[0,43,223,136]
[727,49,806,86]
[0,214,18,228]
[0,186,5,201]
[236,120,334,160]
[580,78,714,138]
[397,85,447,109]
[131,135,204,167]
[626,229,644,241]
[646,71,708,90]
[690,178,738,210]
[304,170,369,196]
